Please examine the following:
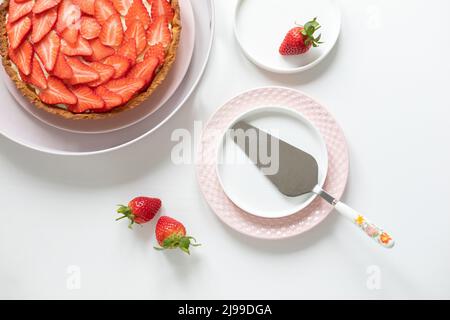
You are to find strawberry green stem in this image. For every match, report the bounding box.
[116,205,136,228]
[154,234,201,255]
[299,17,324,47]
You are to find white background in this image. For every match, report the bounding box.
[1,0,450,299]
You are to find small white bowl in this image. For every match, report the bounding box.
[234,0,341,74]
[216,106,328,219]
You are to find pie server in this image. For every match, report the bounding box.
[232,121,395,248]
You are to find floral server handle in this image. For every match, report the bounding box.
[314,187,395,249]
[335,202,395,248]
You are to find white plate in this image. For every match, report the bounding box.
[1,0,195,134]
[234,0,341,74]
[0,0,215,155]
[216,106,328,219]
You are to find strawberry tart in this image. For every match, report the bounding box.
[0,0,181,119]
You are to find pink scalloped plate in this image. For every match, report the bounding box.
[196,87,349,239]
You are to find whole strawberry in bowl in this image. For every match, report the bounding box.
[154,216,200,254]
[116,196,161,228]
[279,17,323,55]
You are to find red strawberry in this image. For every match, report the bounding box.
[39,76,77,105]
[112,0,132,16]
[85,38,115,61]
[72,0,95,15]
[146,16,171,48]
[65,56,99,84]
[124,20,146,55]
[94,86,123,110]
[33,0,61,14]
[61,36,93,56]
[7,16,31,49]
[19,55,48,89]
[144,43,165,65]
[154,216,200,254]
[279,18,323,56]
[68,85,105,112]
[117,38,137,65]
[13,0,31,2]
[128,56,158,83]
[56,0,81,33]
[125,0,150,30]
[9,40,33,75]
[80,17,101,40]
[35,30,60,71]
[150,0,174,21]
[8,0,34,24]
[102,55,130,79]
[104,77,145,102]
[52,51,73,79]
[86,62,115,87]
[99,14,123,47]
[31,7,58,44]
[61,24,79,45]
[116,196,161,228]
[94,0,118,25]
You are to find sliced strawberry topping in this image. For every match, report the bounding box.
[61,24,79,45]
[35,30,60,71]
[8,0,34,24]
[7,16,32,49]
[144,43,165,65]
[80,17,101,40]
[85,38,115,61]
[150,0,174,21]
[31,7,58,44]
[61,36,93,56]
[52,51,73,79]
[94,0,118,25]
[68,85,105,112]
[6,0,172,114]
[112,0,132,16]
[146,16,171,48]
[99,14,123,47]
[87,62,115,87]
[94,85,123,109]
[33,0,62,14]
[125,0,151,30]
[39,76,78,105]
[56,0,81,33]
[117,38,137,65]
[65,57,100,84]
[19,55,48,89]
[128,56,159,84]
[9,40,33,75]
[102,54,130,79]
[104,77,145,103]
[72,0,95,15]
[124,20,146,55]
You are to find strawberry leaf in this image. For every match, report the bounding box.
[155,234,201,254]
[301,17,324,47]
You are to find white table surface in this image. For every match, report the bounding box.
[1,0,450,299]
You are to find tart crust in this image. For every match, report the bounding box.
[0,0,181,120]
